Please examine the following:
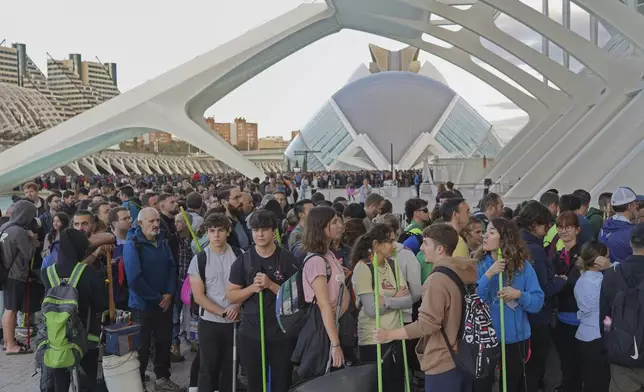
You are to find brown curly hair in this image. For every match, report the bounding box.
[473,218,530,285]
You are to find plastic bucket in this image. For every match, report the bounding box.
[102,351,144,392]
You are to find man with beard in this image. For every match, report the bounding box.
[40,193,62,235]
[158,193,180,266]
[218,185,250,251]
[124,207,179,392]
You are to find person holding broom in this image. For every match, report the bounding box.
[474,218,544,392]
[374,224,478,392]
[226,210,299,392]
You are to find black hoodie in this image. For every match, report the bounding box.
[41,228,107,337]
[0,200,37,282]
[600,254,644,338]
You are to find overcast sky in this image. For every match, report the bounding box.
[2,0,607,142]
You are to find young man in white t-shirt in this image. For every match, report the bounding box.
[188,213,242,392]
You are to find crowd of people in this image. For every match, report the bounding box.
[1,173,644,392]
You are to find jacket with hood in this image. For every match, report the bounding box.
[122,198,142,223]
[599,216,633,264]
[123,226,176,311]
[477,253,544,344]
[586,207,604,240]
[521,230,566,325]
[0,200,37,282]
[600,254,644,339]
[404,257,478,375]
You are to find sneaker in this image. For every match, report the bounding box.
[155,377,181,392]
[170,343,185,362]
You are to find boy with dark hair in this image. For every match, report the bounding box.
[188,213,241,392]
[375,223,477,391]
[226,210,300,392]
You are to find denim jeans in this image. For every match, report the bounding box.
[172,279,190,345]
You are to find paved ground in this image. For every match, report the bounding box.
[0,340,197,391]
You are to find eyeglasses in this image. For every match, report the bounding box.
[119,217,132,222]
[417,208,429,213]
[557,226,576,232]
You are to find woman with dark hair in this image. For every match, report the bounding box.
[291,206,355,379]
[39,228,110,392]
[575,241,611,392]
[343,203,367,220]
[351,224,412,392]
[474,218,544,392]
[42,212,70,259]
[341,218,367,254]
[551,211,584,392]
[516,201,566,392]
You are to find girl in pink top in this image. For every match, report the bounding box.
[301,206,351,369]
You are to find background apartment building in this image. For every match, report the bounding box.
[206,116,258,150]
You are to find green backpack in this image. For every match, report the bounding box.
[35,263,89,369]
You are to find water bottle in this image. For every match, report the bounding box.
[603,316,612,332]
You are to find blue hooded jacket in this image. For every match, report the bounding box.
[123,226,176,311]
[122,200,141,224]
[477,253,544,344]
[599,217,632,263]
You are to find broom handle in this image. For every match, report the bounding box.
[259,290,268,392]
[498,249,507,392]
[106,250,115,322]
[393,253,411,392]
[373,254,383,392]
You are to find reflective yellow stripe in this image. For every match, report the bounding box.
[88,334,100,343]
[42,298,78,306]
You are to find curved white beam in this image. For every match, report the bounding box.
[479,0,642,86]
[572,0,644,51]
[0,4,339,191]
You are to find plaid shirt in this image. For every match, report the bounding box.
[176,234,194,281]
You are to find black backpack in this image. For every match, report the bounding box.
[191,246,243,316]
[606,266,644,368]
[432,266,500,379]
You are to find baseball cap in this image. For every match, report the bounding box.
[631,223,644,247]
[611,186,644,207]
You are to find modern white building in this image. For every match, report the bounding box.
[285,44,503,172]
[0,0,641,205]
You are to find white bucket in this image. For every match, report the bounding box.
[102,351,144,392]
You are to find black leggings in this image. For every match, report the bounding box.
[553,322,582,392]
[578,338,610,392]
[359,342,406,392]
[473,339,529,392]
[238,337,296,392]
[40,349,99,392]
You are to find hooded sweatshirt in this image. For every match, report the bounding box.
[0,200,37,282]
[586,207,604,240]
[123,226,176,311]
[599,215,632,263]
[404,257,478,375]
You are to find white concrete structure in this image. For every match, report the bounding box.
[0,0,642,200]
[43,150,286,177]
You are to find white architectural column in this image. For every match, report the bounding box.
[95,156,116,175]
[111,158,130,175]
[66,161,83,176]
[125,159,143,175]
[80,157,100,175]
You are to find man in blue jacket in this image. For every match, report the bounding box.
[124,207,179,392]
[599,186,644,263]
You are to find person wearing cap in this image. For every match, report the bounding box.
[600,223,644,391]
[599,187,644,263]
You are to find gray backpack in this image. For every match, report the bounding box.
[35,263,89,369]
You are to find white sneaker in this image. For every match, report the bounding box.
[155,377,180,392]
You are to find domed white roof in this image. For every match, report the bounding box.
[0,83,63,141]
[332,71,455,161]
